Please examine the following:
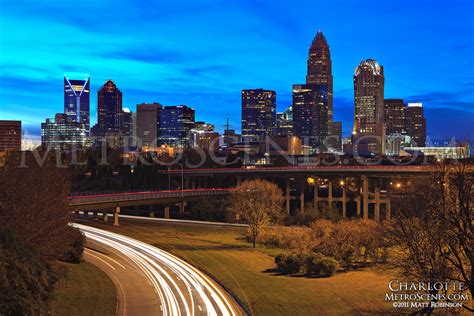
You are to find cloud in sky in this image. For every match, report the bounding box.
[0,0,473,139]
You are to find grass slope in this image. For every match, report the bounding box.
[86,219,394,315]
[50,261,116,316]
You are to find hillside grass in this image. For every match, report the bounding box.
[84,218,395,315]
[50,261,116,316]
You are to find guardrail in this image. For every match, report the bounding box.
[160,165,437,174]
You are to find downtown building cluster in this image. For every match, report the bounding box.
[240,31,429,157]
[40,75,219,153]
[2,31,469,160]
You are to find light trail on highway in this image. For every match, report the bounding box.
[74,224,242,316]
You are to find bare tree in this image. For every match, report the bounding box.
[0,152,81,261]
[385,162,473,312]
[228,179,285,248]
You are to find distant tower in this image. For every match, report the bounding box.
[97,80,123,135]
[64,73,90,133]
[353,59,385,154]
[306,31,333,122]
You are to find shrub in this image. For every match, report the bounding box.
[257,226,312,251]
[275,253,305,274]
[276,252,338,277]
[304,253,338,277]
[317,257,338,277]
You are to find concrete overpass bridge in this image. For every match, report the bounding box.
[161,165,446,220]
[70,165,472,223]
[68,188,233,226]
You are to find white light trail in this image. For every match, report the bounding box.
[74,224,240,316]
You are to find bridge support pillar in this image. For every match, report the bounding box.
[103,210,108,222]
[362,176,369,220]
[313,176,319,211]
[355,197,361,218]
[342,187,347,218]
[179,201,186,215]
[113,207,120,226]
[300,180,305,213]
[286,180,290,214]
[236,176,241,187]
[164,206,170,219]
[328,181,333,208]
[374,187,381,221]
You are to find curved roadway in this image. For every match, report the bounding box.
[74,224,243,316]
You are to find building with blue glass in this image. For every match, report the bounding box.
[64,73,90,133]
[159,105,195,147]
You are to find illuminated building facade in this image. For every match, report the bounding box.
[406,102,426,147]
[292,84,329,150]
[306,31,333,123]
[64,73,90,133]
[353,59,385,154]
[384,99,406,135]
[0,120,21,151]
[97,80,123,136]
[159,105,195,147]
[41,113,87,150]
[241,89,276,142]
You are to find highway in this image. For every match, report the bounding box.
[74,224,243,316]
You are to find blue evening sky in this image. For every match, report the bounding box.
[0,0,473,141]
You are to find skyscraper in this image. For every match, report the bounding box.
[136,103,162,147]
[159,105,195,147]
[383,99,409,155]
[353,59,385,154]
[0,120,21,152]
[97,80,123,136]
[241,89,276,142]
[292,84,329,150]
[306,31,333,122]
[64,73,90,133]
[406,102,426,147]
[384,99,406,136]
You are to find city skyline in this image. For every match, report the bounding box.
[0,0,473,142]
